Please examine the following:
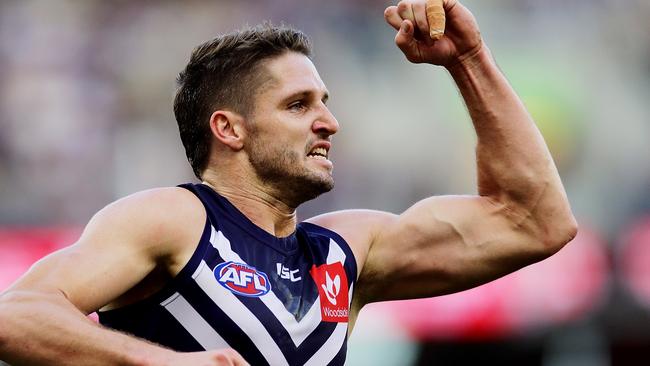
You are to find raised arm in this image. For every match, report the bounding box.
[311,0,577,314]
[0,188,246,366]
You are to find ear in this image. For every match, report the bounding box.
[208,110,246,151]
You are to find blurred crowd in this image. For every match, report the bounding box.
[0,0,649,365]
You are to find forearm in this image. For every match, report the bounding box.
[0,290,173,366]
[447,46,576,241]
[449,48,561,202]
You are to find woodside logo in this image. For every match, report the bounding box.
[310,262,349,322]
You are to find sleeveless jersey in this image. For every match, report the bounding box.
[98,183,357,366]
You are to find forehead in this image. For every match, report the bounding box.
[259,52,328,99]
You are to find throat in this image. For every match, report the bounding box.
[201,180,298,238]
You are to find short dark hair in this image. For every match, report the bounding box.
[173,23,312,179]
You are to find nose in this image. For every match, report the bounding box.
[312,103,339,136]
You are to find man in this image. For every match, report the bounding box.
[0,0,577,365]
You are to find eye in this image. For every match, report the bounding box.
[288,100,307,112]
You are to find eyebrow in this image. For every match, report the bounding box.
[282,90,329,104]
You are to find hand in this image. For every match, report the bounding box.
[165,349,249,366]
[384,0,483,67]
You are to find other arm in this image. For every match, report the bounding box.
[312,0,577,315]
[0,188,247,366]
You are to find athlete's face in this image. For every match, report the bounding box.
[245,52,339,206]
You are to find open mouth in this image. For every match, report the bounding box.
[307,146,329,160]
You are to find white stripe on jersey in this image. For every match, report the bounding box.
[193,260,290,366]
[326,238,347,265]
[161,292,230,350]
[304,283,354,366]
[303,322,348,366]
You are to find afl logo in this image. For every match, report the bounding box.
[214,261,271,297]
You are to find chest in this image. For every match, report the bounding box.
[180,225,354,365]
[204,226,354,326]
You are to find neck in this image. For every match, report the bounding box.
[201,170,298,238]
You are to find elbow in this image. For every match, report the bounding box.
[539,210,579,257]
[0,323,5,354]
[514,197,578,260]
[520,184,579,257]
[564,213,579,242]
[0,293,13,352]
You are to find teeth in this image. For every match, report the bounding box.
[309,147,328,158]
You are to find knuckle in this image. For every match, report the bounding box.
[209,351,234,365]
[212,353,227,362]
[223,349,236,357]
[209,348,242,365]
[397,1,408,13]
[226,349,243,360]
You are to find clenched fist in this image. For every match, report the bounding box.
[384,0,483,67]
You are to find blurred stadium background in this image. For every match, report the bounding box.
[0,0,649,365]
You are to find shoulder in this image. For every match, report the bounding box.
[92,186,204,228]
[106,186,202,211]
[8,186,208,313]
[83,186,206,258]
[306,209,397,234]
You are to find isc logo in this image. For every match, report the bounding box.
[214,261,271,297]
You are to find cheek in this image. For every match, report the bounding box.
[250,135,301,164]
[250,115,310,154]
[270,133,309,155]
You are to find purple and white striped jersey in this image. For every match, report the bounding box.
[99,183,357,365]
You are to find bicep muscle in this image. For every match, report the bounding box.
[358,195,543,304]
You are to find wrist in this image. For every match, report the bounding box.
[445,43,493,78]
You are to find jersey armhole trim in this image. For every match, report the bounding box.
[299,221,358,283]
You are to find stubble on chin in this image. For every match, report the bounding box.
[247,143,333,206]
